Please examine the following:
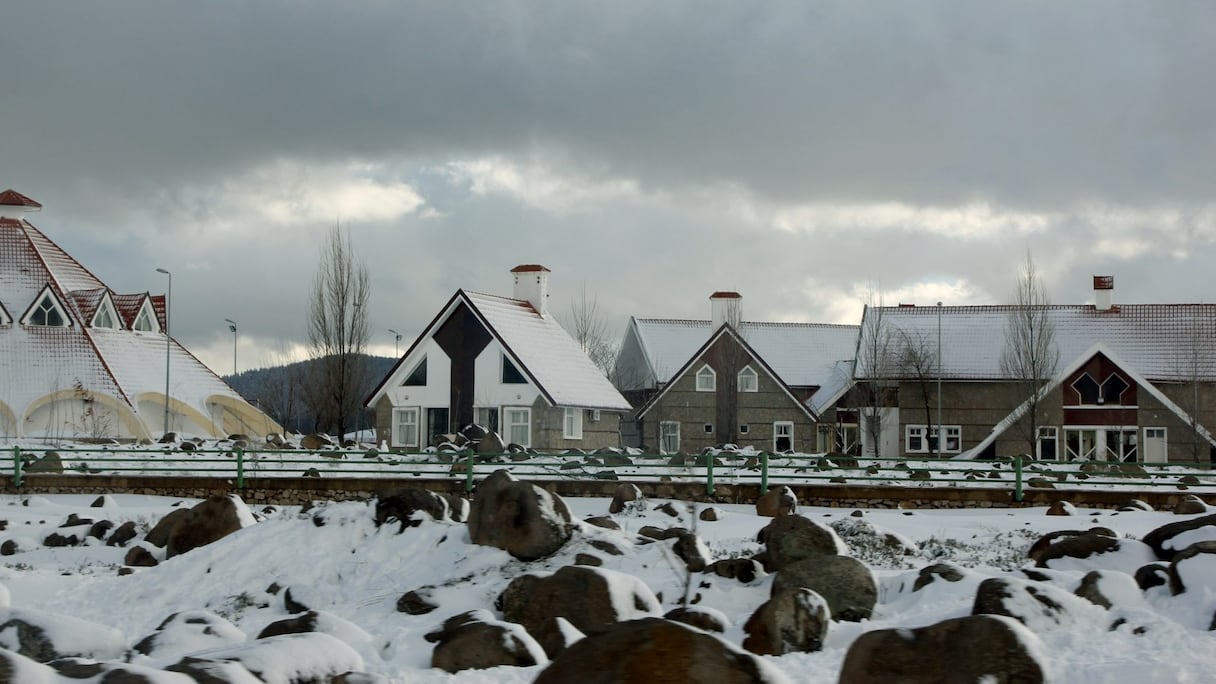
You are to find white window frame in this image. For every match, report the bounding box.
[904,424,962,454]
[660,421,680,454]
[1036,426,1060,461]
[22,286,72,328]
[391,407,420,449]
[737,365,758,392]
[695,365,716,392]
[91,296,121,330]
[474,406,499,433]
[133,299,158,332]
[506,407,531,447]
[774,421,794,452]
[563,407,583,440]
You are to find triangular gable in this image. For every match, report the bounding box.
[963,342,1216,458]
[89,291,123,330]
[19,284,73,327]
[129,296,161,332]
[636,323,817,421]
[0,300,10,326]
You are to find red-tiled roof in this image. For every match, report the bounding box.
[709,291,742,299]
[510,264,550,273]
[0,189,41,208]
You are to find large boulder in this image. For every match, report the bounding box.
[132,610,245,661]
[1167,541,1216,595]
[300,433,334,450]
[742,588,829,655]
[467,470,573,561]
[166,495,249,558]
[373,488,448,531]
[425,610,546,673]
[972,577,1099,633]
[770,555,876,622]
[1142,512,1216,560]
[0,607,127,663]
[757,514,845,571]
[534,618,779,684]
[143,508,191,548]
[839,614,1046,683]
[755,486,797,518]
[498,566,660,657]
[1033,532,1155,575]
[167,632,361,683]
[608,483,644,514]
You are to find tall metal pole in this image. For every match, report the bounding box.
[389,328,402,356]
[225,319,238,375]
[156,268,172,436]
[936,301,943,458]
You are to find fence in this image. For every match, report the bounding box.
[5,445,1215,501]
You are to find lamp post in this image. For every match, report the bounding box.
[936,301,943,459]
[388,329,402,356]
[155,268,172,436]
[225,319,238,376]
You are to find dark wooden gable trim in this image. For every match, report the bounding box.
[432,300,493,432]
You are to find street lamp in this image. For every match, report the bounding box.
[936,301,943,459]
[155,268,172,436]
[225,319,238,376]
[388,329,402,356]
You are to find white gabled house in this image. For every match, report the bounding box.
[365,265,632,451]
[0,190,281,441]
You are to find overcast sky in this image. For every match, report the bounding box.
[4,1,1215,376]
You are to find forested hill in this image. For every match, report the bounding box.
[222,355,396,435]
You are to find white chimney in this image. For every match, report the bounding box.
[710,291,742,330]
[1093,275,1114,311]
[511,264,550,316]
[0,189,42,220]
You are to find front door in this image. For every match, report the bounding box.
[1143,428,1167,464]
[427,408,450,443]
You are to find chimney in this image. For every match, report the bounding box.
[710,291,742,330]
[0,189,42,220]
[511,264,550,316]
[1093,275,1114,311]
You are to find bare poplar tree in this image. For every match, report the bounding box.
[1000,253,1059,458]
[856,288,894,457]
[305,225,372,440]
[896,329,937,429]
[562,284,618,378]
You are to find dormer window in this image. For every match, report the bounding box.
[695,364,716,392]
[91,297,120,330]
[133,299,158,332]
[23,287,71,327]
[737,365,758,392]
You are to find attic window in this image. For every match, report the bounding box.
[403,356,427,386]
[133,305,156,332]
[0,303,10,326]
[737,366,758,392]
[92,298,120,330]
[25,289,70,327]
[502,354,527,384]
[695,365,716,392]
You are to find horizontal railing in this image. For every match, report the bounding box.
[3,445,1215,499]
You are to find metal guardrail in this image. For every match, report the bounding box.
[4,446,1215,499]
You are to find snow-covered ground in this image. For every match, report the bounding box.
[2,489,1215,682]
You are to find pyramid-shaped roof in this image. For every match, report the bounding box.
[0,191,279,440]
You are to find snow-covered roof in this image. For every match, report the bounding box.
[628,318,860,391]
[1,196,276,439]
[855,304,1216,382]
[366,289,632,411]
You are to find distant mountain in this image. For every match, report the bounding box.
[223,354,397,435]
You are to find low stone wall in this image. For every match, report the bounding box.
[3,473,1210,511]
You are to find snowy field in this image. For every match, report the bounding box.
[2,488,1215,682]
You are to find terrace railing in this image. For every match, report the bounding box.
[4,445,1215,500]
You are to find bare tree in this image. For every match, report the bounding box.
[561,284,618,378]
[1172,310,1216,462]
[896,329,937,429]
[305,225,372,440]
[1000,253,1059,458]
[856,288,895,457]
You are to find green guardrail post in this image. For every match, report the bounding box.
[760,451,769,495]
[235,447,245,489]
[12,446,21,488]
[465,449,475,494]
[705,452,715,497]
[1014,454,1024,502]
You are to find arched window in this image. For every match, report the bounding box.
[695,365,716,392]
